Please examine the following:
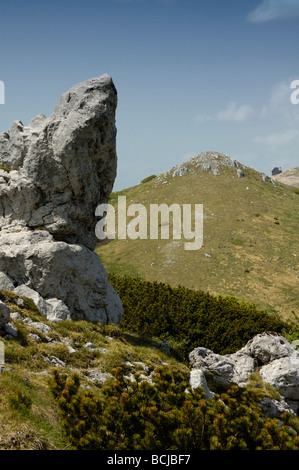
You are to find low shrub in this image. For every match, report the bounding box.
[50,366,299,450]
[140,174,156,184]
[109,274,287,361]
[9,389,32,414]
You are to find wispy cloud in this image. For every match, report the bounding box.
[195,102,254,124]
[261,78,299,123]
[254,128,299,146]
[252,78,299,149]
[195,78,299,126]
[194,113,213,124]
[247,0,299,23]
[216,102,254,122]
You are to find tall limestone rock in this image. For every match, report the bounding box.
[0,74,123,323]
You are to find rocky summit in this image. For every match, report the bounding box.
[0,74,123,324]
[271,167,299,188]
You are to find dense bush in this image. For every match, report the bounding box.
[50,366,299,450]
[8,389,32,414]
[140,174,156,184]
[109,274,287,361]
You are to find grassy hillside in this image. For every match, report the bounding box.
[0,290,186,450]
[96,152,299,321]
[1,151,298,449]
[0,281,298,450]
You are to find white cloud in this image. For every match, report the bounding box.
[216,102,254,122]
[261,78,299,123]
[254,128,299,146]
[194,113,213,124]
[194,102,254,125]
[194,78,299,128]
[247,0,299,23]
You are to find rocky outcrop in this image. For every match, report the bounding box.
[168,152,282,184]
[189,333,299,418]
[0,300,11,328]
[261,173,273,183]
[171,151,240,178]
[271,167,299,188]
[0,74,117,249]
[272,167,282,176]
[0,74,123,323]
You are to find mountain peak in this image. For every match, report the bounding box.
[166,151,241,178]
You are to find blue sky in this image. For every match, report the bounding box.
[1,0,299,190]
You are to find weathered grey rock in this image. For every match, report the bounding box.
[0,74,117,250]
[189,346,256,387]
[258,396,296,418]
[190,369,215,399]
[237,169,244,178]
[0,272,14,291]
[43,355,66,367]
[242,333,295,364]
[16,298,24,308]
[29,321,52,335]
[28,333,42,343]
[4,322,18,338]
[169,151,239,179]
[13,283,60,320]
[0,74,123,324]
[86,370,113,387]
[261,173,272,183]
[172,164,189,177]
[189,333,299,418]
[260,357,299,400]
[84,341,107,354]
[65,343,76,354]
[272,167,282,176]
[10,311,23,321]
[0,300,11,327]
[44,298,71,322]
[1,231,122,323]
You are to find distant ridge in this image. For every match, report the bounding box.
[96,150,299,321]
[271,167,299,188]
[158,151,268,181]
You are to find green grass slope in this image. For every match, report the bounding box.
[0,290,185,449]
[1,282,298,450]
[96,152,299,321]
